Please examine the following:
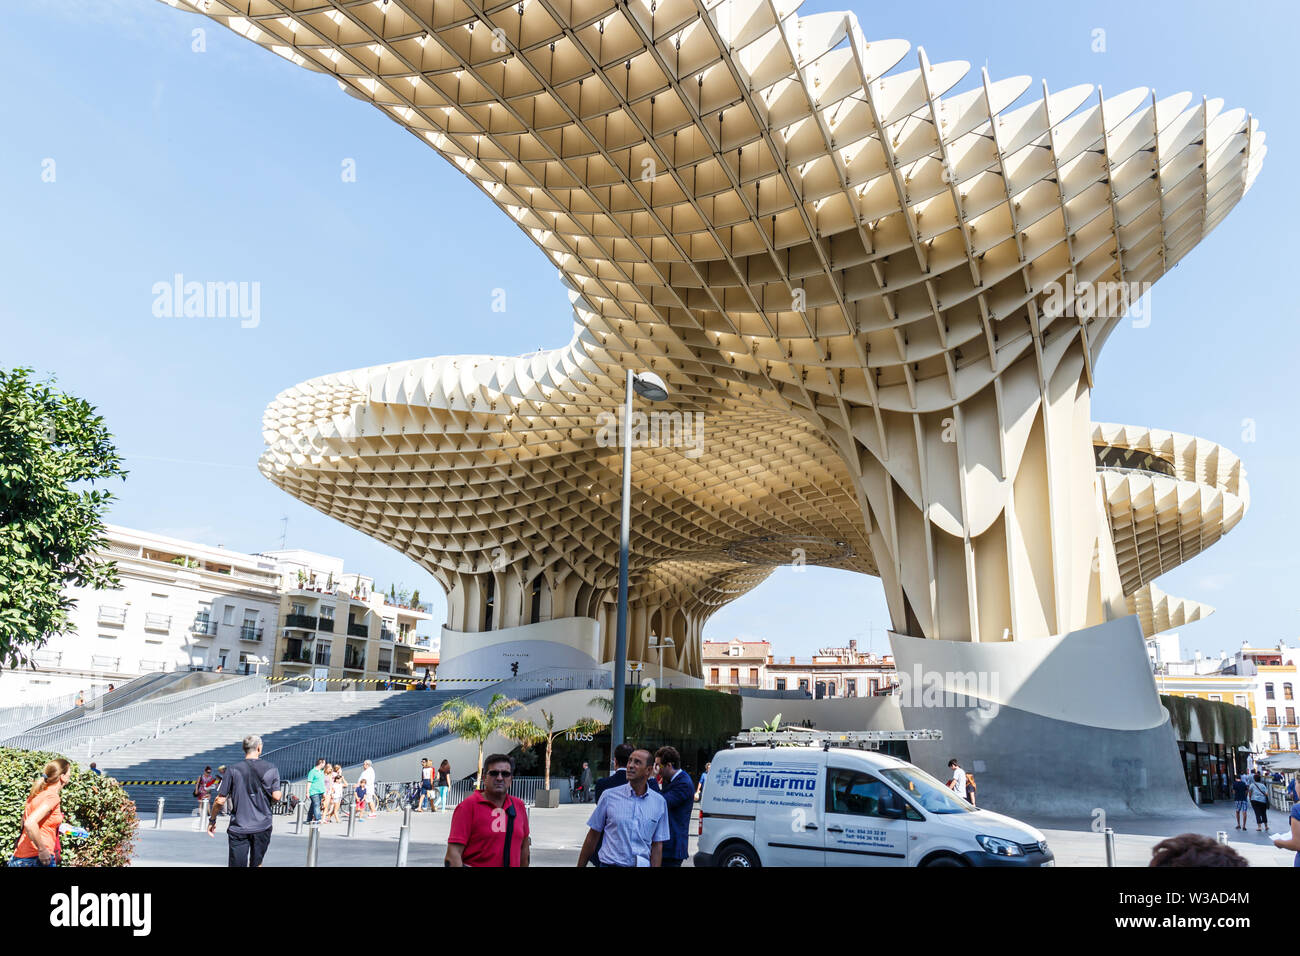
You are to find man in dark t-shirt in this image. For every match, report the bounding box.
[1232,776,1250,831]
[209,734,282,867]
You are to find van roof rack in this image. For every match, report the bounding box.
[730,729,942,751]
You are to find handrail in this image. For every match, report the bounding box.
[2,675,267,750]
[56,690,281,762]
[262,667,611,780]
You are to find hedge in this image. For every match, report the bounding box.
[1160,695,1253,746]
[0,747,138,866]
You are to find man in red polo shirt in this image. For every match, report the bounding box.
[446,753,531,867]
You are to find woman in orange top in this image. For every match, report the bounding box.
[9,758,70,867]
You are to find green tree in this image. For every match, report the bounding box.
[0,368,125,671]
[428,693,539,786]
[516,708,608,790]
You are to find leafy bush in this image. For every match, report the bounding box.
[0,748,138,866]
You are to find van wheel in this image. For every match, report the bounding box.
[717,843,760,868]
[920,854,967,868]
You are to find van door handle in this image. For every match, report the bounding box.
[801,823,818,830]
[826,825,843,833]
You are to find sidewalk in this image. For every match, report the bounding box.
[130,804,1295,866]
[131,804,648,867]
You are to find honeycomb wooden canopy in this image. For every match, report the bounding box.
[162,0,1261,674]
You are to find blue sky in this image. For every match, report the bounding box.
[2,0,1295,658]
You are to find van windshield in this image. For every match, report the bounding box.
[880,767,975,814]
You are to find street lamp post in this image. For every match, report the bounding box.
[649,637,676,688]
[611,369,669,769]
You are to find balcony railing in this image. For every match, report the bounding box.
[380,629,396,642]
[318,616,336,633]
[284,613,318,631]
[138,659,167,673]
[91,655,121,671]
[343,655,366,671]
[97,606,127,626]
[239,625,264,642]
[191,617,218,636]
[280,651,312,665]
[144,613,171,632]
[347,622,369,638]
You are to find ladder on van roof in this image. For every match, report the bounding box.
[730,729,942,751]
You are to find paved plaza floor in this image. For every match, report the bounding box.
[130,802,1296,867]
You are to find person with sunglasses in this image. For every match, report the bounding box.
[445,754,530,867]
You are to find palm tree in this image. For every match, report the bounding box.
[428,693,539,786]
[517,709,608,790]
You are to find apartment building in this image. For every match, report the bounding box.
[1149,633,1300,759]
[260,549,432,691]
[0,527,435,706]
[702,638,898,699]
[0,525,282,705]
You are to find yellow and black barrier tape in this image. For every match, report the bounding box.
[267,676,502,684]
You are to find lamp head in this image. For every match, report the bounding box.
[632,371,669,402]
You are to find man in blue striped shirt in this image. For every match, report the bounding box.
[577,748,669,868]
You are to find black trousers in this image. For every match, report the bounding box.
[228,828,272,867]
[1250,800,1269,826]
[663,858,684,868]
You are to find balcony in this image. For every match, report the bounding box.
[343,652,367,671]
[347,622,369,639]
[280,650,312,665]
[191,616,218,637]
[138,659,167,673]
[239,625,264,643]
[380,628,396,643]
[91,655,121,671]
[318,616,337,633]
[32,650,62,667]
[98,605,127,626]
[284,613,318,631]
[144,613,171,633]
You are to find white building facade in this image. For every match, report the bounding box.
[0,527,434,706]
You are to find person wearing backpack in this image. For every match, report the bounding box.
[208,734,282,867]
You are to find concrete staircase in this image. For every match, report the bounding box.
[100,690,459,813]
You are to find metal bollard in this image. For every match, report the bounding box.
[1216,830,1230,845]
[306,824,320,867]
[1104,827,1117,867]
[347,800,357,838]
[194,797,210,830]
[155,797,165,829]
[295,800,304,835]
[396,824,410,867]
[403,804,412,829]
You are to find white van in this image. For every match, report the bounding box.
[695,745,1053,867]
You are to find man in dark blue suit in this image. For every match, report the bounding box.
[654,746,694,867]
[593,743,634,802]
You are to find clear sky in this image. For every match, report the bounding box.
[2,0,1295,659]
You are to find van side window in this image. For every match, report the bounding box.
[826,768,904,819]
